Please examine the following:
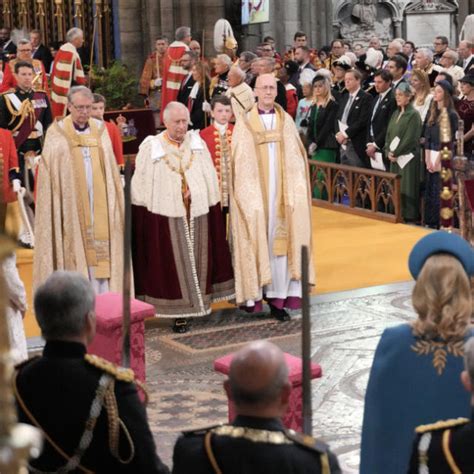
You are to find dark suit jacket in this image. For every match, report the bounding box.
[33,43,53,72]
[177,74,196,106]
[367,88,397,151]
[336,88,373,166]
[462,57,474,74]
[189,80,210,130]
[307,99,338,150]
[15,341,169,474]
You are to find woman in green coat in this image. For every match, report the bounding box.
[385,82,422,222]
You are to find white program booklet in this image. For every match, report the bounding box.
[389,136,400,152]
[396,153,414,169]
[370,152,386,171]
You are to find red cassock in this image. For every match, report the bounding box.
[160,41,189,121]
[104,120,124,167]
[0,128,19,203]
[199,123,234,183]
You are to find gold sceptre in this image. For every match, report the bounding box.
[0,235,42,473]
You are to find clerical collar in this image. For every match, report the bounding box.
[258,108,275,115]
[214,122,228,134]
[73,122,89,132]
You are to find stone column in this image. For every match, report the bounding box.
[117,0,146,77]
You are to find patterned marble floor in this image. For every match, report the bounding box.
[143,281,417,472]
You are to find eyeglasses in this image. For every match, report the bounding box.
[18,48,32,52]
[71,104,92,111]
[262,48,273,52]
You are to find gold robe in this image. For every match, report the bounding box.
[230,104,314,305]
[33,118,124,292]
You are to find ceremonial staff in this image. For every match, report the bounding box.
[202,30,208,129]
[439,108,454,231]
[121,160,132,368]
[301,245,312,436]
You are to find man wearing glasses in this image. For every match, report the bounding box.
[230,73,313,321]
[0,38,48,93]
[33,85,124,294]
[433,36,449,65]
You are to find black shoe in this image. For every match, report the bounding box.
[173,318,188,333]
[269,305,290,322]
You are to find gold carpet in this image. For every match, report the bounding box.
[17,206,430,338]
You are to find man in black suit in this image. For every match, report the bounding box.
[14,271,169,473]
[30,29,53,73]
[173,340,341,474]
[0,27,16,60]
[366,69,396,170]
[388,54,408,89]
[458,40,474,74]
[294,46,316,86]
[177,50,197,106]
[335,69,373,168]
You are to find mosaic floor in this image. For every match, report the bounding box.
[143,281,417,473]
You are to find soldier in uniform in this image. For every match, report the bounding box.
[172,340,341,473]
[14,271,170,473]
[408,335,474,473]
[0,60,52,246]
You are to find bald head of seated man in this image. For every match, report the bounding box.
[172,340,342,474]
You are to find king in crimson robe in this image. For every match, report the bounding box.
[230,103,314,311]
[33,116,124,293]
[160,41,189,122]
[131,130,234,318]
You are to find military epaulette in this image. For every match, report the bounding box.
[181,423,224,436]
[285,429,329,454]
[415,417,469,434]
[14,355,40,371]
[84,353,135,383]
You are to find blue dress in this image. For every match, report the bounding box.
[360,324,472,474]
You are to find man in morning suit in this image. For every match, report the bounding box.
[366,69,397,170]
[14,271,170,473]
[172,340,341,474]
[335,68,373,168]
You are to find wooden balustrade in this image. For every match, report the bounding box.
[308,160,402,223]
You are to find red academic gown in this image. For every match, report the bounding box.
[104,120,124,167]
[160,41,189,121]
[0,60,49,94]
[0,128,19,203]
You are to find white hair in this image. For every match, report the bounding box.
[216,54,233,68]
[66,27,83,43]
[417,47,433,62]
[175,26,191,42]
[443,49,459,64]
[67,85,93,104]
[229,65,245,82]
[163,101,190,123]
[389,40,403,53]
